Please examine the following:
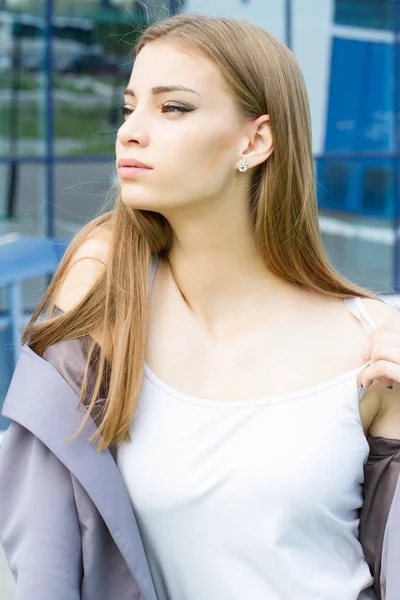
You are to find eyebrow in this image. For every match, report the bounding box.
[124,85,201,97]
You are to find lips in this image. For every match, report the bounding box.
[117,158,152,169]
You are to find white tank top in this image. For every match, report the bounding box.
[117,256,378,600]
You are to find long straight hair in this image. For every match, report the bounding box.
[23,14,380,452]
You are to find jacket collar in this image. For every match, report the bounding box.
[2,344,157,600]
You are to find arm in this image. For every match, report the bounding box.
[365,388,400,600]
[360,435,400,600]
[0,227,113,598]
[359,300,400,599]
[0,421,83,599]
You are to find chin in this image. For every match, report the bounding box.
[120,187,192,214]
[120,193,162,212]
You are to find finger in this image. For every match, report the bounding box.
[361,330,400,361]
[369,342,400,366]
[361,360,400,389]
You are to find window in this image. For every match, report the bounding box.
[362,166,393,215]
[318,162,350,211]
[334,0,394,31]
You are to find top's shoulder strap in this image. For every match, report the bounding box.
[343,297,378,335]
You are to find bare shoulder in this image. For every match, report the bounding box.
[361,297,400,329]
[54,225,112,313]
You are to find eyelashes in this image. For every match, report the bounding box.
[120,106,133,120]
[119,103,193,120]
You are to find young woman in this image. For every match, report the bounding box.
[1,13,400,600]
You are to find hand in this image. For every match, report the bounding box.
[360,310,400,390]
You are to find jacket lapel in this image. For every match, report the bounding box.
[2,344,157,600]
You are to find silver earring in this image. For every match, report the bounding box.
[238,160,249,172]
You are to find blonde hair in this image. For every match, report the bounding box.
[23,14,380,452]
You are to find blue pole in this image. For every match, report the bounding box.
[394,0,400,291]
[44,0,54,239]
[285,0,292,51]
[169,0,179,17]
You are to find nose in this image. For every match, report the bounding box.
[117,111,150,147]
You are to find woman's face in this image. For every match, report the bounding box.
[115,40,248,214]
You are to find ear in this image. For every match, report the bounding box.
[239,114,273,169]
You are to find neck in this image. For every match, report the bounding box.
[162,197,299,341]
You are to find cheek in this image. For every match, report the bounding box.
[115,137,123,156]
[167,124,238,174]
[161,132,236,202]
[116,118,239,204]
[205,125,239,170]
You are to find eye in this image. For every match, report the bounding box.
[119,103,193,121]
[159,103,193,114]
[120,106,133,121]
